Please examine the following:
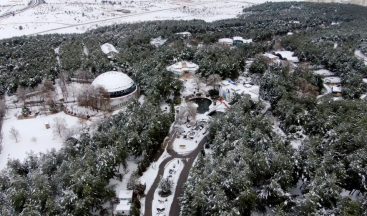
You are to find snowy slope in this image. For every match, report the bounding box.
[0,0,300,39]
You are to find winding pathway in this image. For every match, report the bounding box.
[144,125,208,216]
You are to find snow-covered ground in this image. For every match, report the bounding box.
[0,0,300,39]
[140,149,172,194]
[108,159,139,197]
[0,108,82,170]
[152,158,184,216]
[274,50,299,63]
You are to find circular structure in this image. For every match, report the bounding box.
[166,61,199,76]
[92,71,137,98]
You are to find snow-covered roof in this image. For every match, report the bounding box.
[332,86,342,93]
[101,43,119,55]
[274,50,299,63]
[233,36,252,43]
[218,38,233,45]
[287,32,294,36]
[166,61,199,75]
[313,69,335,77]
[92,71,135,93]
[363,78,367,84]
[150,36,167,47]
[323,76,341,84]
[175,31,192,36]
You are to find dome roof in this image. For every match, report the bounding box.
[92,71,135,93]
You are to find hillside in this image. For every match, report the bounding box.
[0,2,367,216]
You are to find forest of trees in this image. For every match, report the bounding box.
[0,1,367,215]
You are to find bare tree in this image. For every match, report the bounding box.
[58,72,69,100]
[9,127,20,143]
[78,86,110,111]
[0,97,5,118]
[207,74,222,90]
[16,86,28,105]
[53,117,67,138]
[186,101,197,123]
[177,101,197,124]
[76,69,93,82]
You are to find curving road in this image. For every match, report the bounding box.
[0,0,43,20]
[144,125,208,216]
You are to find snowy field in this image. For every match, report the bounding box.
[0,108,83,170]
[0,0,301,39]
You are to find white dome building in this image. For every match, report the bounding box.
[92,71,138,109]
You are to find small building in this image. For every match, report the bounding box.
[233,36,252,45]
[323,76,341,86]
[219,80,259,102]
[175,31,192,38]
[150,36,167,47]
[101,43,119,58]
[313,69,335,77]
[218,37,252,46]
[218,38,233,46]
[332,85,342,96]
[114,190,133,216]
[91,71,138,109]
[166,61,199,76]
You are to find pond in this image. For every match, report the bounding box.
[189,97,212,114]
[208,110,225,117]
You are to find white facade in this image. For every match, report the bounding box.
[91,71,138,110]
[218,36,252,46]
[218,38,233,45]
[166,61,199,76]
[323,76,341,85]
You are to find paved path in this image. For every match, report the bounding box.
[144,124,208,216]
[169,136,208,216]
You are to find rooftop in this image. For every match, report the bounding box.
[166,61,199,75]
[313,69,335,77]
[91,71,135,93]
[323,76,341,84]
[101,43,119,55]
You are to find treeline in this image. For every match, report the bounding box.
[181,2,367,215]
[181,97,297,215]
[181,65,367,215]
[0,101,173,215]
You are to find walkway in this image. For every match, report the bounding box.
[144,124,208,216]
